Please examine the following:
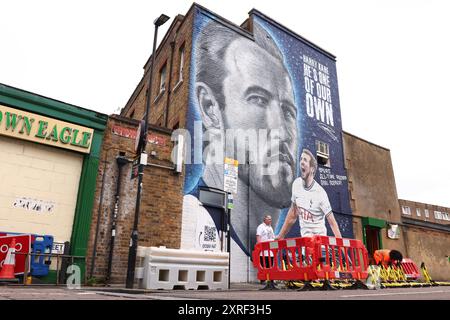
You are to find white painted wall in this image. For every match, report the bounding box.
[0,135,83,244]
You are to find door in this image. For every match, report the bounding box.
[365,226,381,264]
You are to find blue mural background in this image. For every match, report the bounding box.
[183,7,353,258]
[253,16,353,238]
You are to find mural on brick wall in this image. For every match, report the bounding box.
[179,9,352,280]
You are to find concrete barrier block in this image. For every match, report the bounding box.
[136,246,229,290]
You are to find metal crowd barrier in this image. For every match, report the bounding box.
[11,252,86,286]
[357,259,450,289]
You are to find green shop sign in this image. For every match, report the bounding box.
[0,104,94,153]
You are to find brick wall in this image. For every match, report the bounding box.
[343,131,450,279]
[121,9,194,131]
[86,6,196,284]
[403,226,450,280]
[86,115,184,283]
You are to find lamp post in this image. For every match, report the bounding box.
[125,13,170,289]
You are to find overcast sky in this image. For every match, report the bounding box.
[2,0,449,208]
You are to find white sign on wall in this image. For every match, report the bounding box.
[387,224,400,239]
[52,242,66,255]
[223,158,238,194]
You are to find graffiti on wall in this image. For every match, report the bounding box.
[179,9,353,277]
[13,197,56,213]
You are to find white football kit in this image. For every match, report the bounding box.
[256,223,275,257]
[291,178,332,237]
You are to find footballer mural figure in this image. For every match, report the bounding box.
[180,9,352,282]
[276,148,342,239]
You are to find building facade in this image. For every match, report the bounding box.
[2,5,447,285]
[399,199,450,280]
[0,83,108,280]
[343,132,450,280]
[87,4,449,284]
[85,115,182,283]
[117,4,353,283]
[343,132,407,259]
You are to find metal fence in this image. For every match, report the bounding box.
[12,251,86,286]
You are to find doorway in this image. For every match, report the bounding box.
[361,217,386,264]
[365,226,381,263]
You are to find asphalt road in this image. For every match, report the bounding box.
[1,284,450,300]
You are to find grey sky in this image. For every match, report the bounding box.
[1,0,449,208]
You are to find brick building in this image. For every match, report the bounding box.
[399,199,450,279]
[86,9,191,284]
[344,132,450,280]
[86,3,449,284]
[0,83,108,282]
[85,115,183,283]
[88,3,354,283]
[343,132,407,259]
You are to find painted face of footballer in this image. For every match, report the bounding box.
[300,152,313,182]
[221,38,297,208]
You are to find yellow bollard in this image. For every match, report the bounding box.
[421,263,433,284]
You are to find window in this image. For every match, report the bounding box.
[424,209,430,218]
[442,212,449,221]
[434,211,442,220]
[159,63,167,93]
[401,206,411,215]
[316,140,330,167]
[178,44,185,83]
[416,208,421,217]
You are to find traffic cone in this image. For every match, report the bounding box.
[0,238,17,281]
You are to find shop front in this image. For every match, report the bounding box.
[0,84,108,281]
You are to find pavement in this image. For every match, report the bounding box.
[1,282,450,300]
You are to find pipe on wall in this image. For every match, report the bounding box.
[164,41,176,128]
[89,160,108,279]
[89,148,113,279]
[105,156,129,283]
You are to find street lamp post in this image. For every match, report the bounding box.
[125,13,170,289]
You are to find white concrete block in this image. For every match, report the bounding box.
[137,246,229,290]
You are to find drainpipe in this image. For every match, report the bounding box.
[164,41,176,128]
[89,154,109,279]
[105,156,129,284]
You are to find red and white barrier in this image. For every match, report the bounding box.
[252,235,369,282]
[400,258,420,280]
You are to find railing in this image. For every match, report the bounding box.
[11,252,86,286]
